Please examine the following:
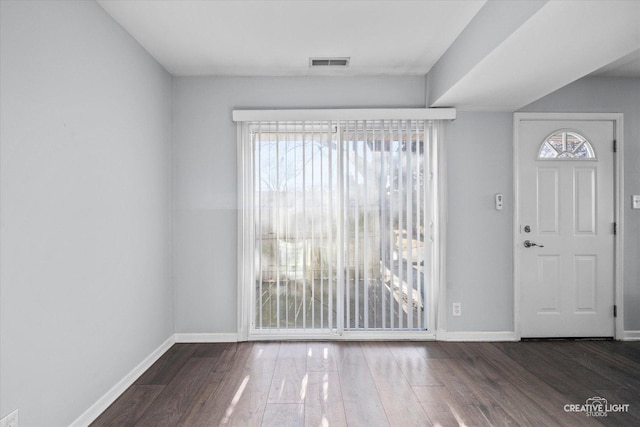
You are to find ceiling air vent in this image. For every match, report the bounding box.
[310,57,350,67]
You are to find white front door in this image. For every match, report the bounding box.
[517,118,615,338]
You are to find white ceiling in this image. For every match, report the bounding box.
[98,0,485,76]
[97,0,486,76]
[97,0,640,110]
[590,48,640,78]
[431,0,640,110]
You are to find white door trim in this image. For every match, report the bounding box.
[236,117,449,341]
[513,112,624,340]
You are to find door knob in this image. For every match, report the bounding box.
[524,240,544,248]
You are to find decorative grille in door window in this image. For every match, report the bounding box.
[538,130,596,159]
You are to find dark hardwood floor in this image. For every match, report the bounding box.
[91,340,640,426]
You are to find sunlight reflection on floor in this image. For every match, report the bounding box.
[221,374,250,425]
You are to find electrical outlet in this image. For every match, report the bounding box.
[452,303,462,316]
[0,409,19,427]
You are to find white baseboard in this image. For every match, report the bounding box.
[174,332,238,343]
[622,330,640,341]
[438,331,518,342]
[69,334,175,427]
[70,333,237,426]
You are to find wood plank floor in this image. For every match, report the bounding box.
[91,340,640,426]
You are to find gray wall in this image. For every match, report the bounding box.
[173,76,426,333]
[173,75,639,335]
[0,1,173,426]
[520,76,640,330]
[441,77,640,333]
[444,112,515,331]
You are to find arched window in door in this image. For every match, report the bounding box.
[538,130,596,159]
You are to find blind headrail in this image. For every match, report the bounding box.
[232,108,456,122]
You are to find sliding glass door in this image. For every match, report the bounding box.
[239,118,441,338]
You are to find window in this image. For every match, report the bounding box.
[236,109,453,339]
[538,130,596,159]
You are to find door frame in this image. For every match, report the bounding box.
[513,112,624,340]
[234,108,456,341]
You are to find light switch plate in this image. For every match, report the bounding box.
[495,193,503,210]
[633,195,640,210]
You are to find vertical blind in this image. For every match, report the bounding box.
[241,118,440,334]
